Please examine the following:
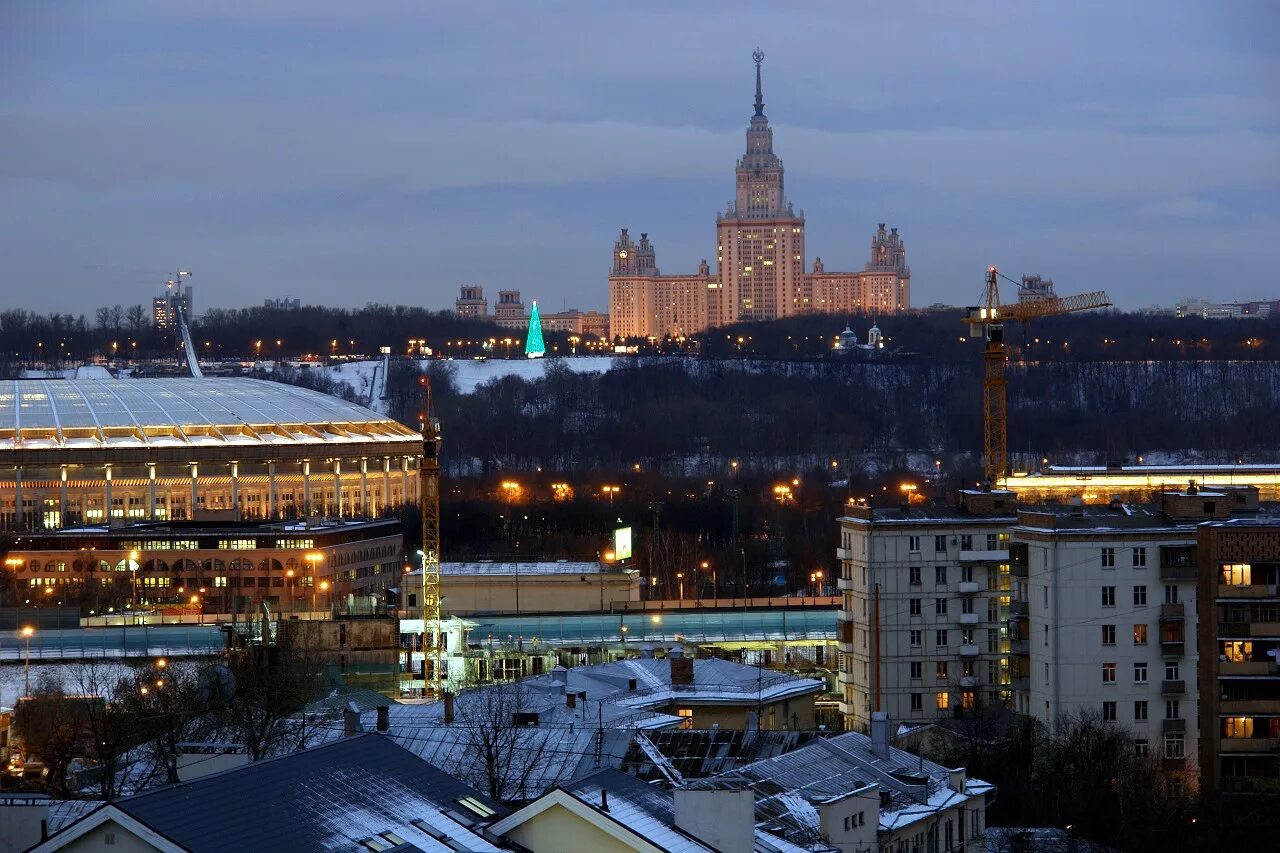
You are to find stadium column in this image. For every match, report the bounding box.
[60,465,68,524]
[382,456,391,516]
[147,464,156,521]
[104,464,111,524]
[13,466,22,531]
[332,460,342,519]
[231,461,239,516]
[303,459,312,517]
[189,463,199,516]
[359,458,369,518]
[267,460,277,518]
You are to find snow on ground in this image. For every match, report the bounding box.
[445,355,616,394]
[0,660,136,706]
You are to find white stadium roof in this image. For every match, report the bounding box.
[0,378,419,451]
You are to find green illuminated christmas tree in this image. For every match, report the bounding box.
[524,301,546,359]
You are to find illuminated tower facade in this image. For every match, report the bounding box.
[714,49,807,324]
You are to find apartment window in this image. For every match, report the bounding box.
[1133,547,1147,568]
[1102,663,1117,684]
[1224,716,1254,738]
[1165,662,1180,681]
[910,629,922,647]
[1043,586,1049,608]
[1101,625,1116,646]
[1135,738,1150,757]
[1165,700,1181,720]
[936,691,950,710]
[911,693,922,711]
[1133,624,1148,645]
[1164,585,1179,605]
[961,565,974,583]
[936,661,949,680]
[1044,625,1050,647]
[986,533,999,550]
[1101,547,1115,568]
[1164,734,1185,759]
[1134,700,1149,721]
[936,630,949,647]
[1101,586,1116,607]
[908,535,921,552]
[961,628,975,645]
[960,534,973,550]
[1102,701,1117,721]
[936,598,948,616]
[911,661,923,680]
[909,598,922,616]
[935,566,948,585]
[935,535,947,553]
[1133,585,1147,606]
[961,597,975,615]
[909,566,921,586]
[1221,563,1251,586]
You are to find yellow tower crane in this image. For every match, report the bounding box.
[966,266,1111,486]
[417,374,444,698]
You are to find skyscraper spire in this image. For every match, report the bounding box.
[752,48,765,117]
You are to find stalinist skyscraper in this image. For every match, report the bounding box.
[608,51,910,341]
[713,49,807,325]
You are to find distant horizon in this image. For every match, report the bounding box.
[2,2,1276,314]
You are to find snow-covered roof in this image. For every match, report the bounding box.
[0,378,418,451]
[42,735,505,853]
[440,560,613,576]
[695,730,995,845]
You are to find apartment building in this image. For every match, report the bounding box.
[1009,490,1257,783]
[837,491,1018,731]
[1197,516,1280,823]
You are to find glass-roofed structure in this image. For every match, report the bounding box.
[0,378,423,530]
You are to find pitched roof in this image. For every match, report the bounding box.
[695,731,994,844]
[65,735,508,853]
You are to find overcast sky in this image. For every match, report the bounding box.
[2,1,1277,315]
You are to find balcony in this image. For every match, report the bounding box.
[1218,583,1280,600]
[959,549,1009,563]
[1161,757,1187,772]
[958,581,980,595]
[959,676,978,688]
[1219,661,1280,677]
[1221,737,1280,753]
[1012,675,1030,693]
[1160,680,1186,696]
[1010,600,1029,617]
[836,547,853,561]
[1221,699,1279,715]
[1162,718,1186,734]
[959,644,981,658]
[958,612,980,626]
[1160,563,1197,582]
[1159,603,1185,620]
[1161,641,1186,657]
[1011,638,1029,655]
[838,620,854,645]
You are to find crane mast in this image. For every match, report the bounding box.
[418,375,444,698]
[966,267,1111,486]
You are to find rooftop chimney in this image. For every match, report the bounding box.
[870,711,891,760]
[550,665,569,684]
[670,656,694,686]
[675,785,755,853]
[376,704,389,734]
[1108,495,1124,511]
[566,692,577,709]
[1069,496,1085,518]
[443,691,456,725]
[343,701,361,737]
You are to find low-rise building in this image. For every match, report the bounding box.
[28,734,511,852]
[407,560,641,615]
[698,712,995,852]
[837,492,1017,731]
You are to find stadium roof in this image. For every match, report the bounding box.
[0,378,418,451]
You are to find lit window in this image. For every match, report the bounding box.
[936,691,950,710]
[676,708,694,729]
[1221,564,1251,586]
[1224,716,1254,738]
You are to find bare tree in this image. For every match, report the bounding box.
[454,681,554,803]
[67,661,144,800]
[218,633,326,761]
[125,304,148,335]
[12,673,84,796]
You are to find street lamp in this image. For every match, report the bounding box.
[305,552,323,616]
[702,560,717,607]
[676,572,684,603]
[316,579,331,615]
[20,626,34,697]
[285,569,296,615]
